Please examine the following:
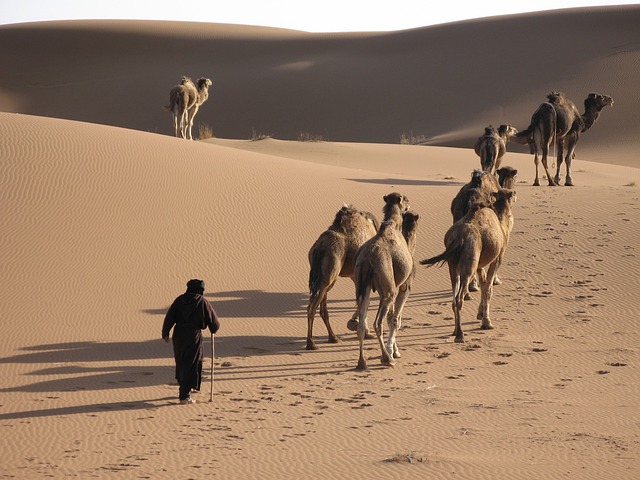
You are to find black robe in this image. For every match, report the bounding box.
[162,293,220,393]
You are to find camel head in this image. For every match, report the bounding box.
[586,93,614,111]
[483,125,497,135]
[330,204,355,229]
[498,124,518,139]
[401,210,420,239]
[197,77,213,90]
[491,188,517,207]
[383,192,410,213]
[496,167,518,189]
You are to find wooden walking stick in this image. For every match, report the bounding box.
[209,333,215,402]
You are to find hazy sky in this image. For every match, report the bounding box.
[1,1,637,31]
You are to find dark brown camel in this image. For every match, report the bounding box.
[516,92,613,186]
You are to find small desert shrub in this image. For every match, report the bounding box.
[250,128,271,141]
[198,123,214,140]
[624,181,636,187]
[298,131,324,142]
[400,131,427,145]
[383,451,426,464]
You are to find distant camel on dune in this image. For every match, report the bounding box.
[421,188,516,343]
[306,205,379,350]
[164,76,213,140]
[515,92,613,186]
[353,196,417,370]
[474,124,519,174]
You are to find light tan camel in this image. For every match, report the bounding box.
[165,76,197,139]
[164,76,213,140]
[353,204,418,371]
[421,188,516,343]
[306,205,379,350]
[474,124,519,174]
[515,92,613,186]
[185,77,213,140]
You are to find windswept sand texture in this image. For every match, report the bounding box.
[1,6,639,479]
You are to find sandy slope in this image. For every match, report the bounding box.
[1,7,639,479]
[1,112,638,479]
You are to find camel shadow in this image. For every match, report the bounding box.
[143,289,309,320]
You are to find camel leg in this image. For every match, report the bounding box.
[172,112,179,138]
[449,264,466,343]
[187,105,199,140]
[374,294,395,366]
[319,297,340,344]
[533,152,541,186]
[387,282,411,359]
[564,136,578,186]
[356,288,372,371]
[541,148,557,187]
[306,291,323,350]
[554,139,564,185]
[478,260,500,329]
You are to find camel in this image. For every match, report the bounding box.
[474,124,519,174]
[421,188,516,343]
[164,76,213,140]
[306,205,379,350]
[353,203,418,371]
[515,92,613,186]
[450,167,517,294]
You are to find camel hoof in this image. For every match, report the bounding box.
[480,324,494,330]
[464,293,472,301]
[328,336,341,344]
[356,361,368,371]
[454,336,465,343]
[346,319,358,332]
[565,179,574,187]
[381,356,395,367]
[533,180,540,186]
[554,176,561,185]
[306,341,318,351]
[365,331,375,340]
[393,351,402,359]
[493,277,502,286]
[468,283,479,292]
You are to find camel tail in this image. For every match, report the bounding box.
[420,237,463,268]
[308,248,324,297]
[355,260,374,304]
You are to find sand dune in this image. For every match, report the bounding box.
[1,7,639,479]
[1,5,639,165]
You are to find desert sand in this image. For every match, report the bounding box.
[1,6,639,479]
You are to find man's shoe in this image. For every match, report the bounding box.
[179,397,196,405]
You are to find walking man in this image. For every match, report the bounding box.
[162,279,220,404]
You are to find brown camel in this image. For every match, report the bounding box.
[353,204,418,371]
[421,188,516,343]
[164,76,213,140]
[306,205,379,350]
[515,92,613,186]
[450,168,516,295]
[474,124,519,174]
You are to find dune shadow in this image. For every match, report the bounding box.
[348,177,463,187]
